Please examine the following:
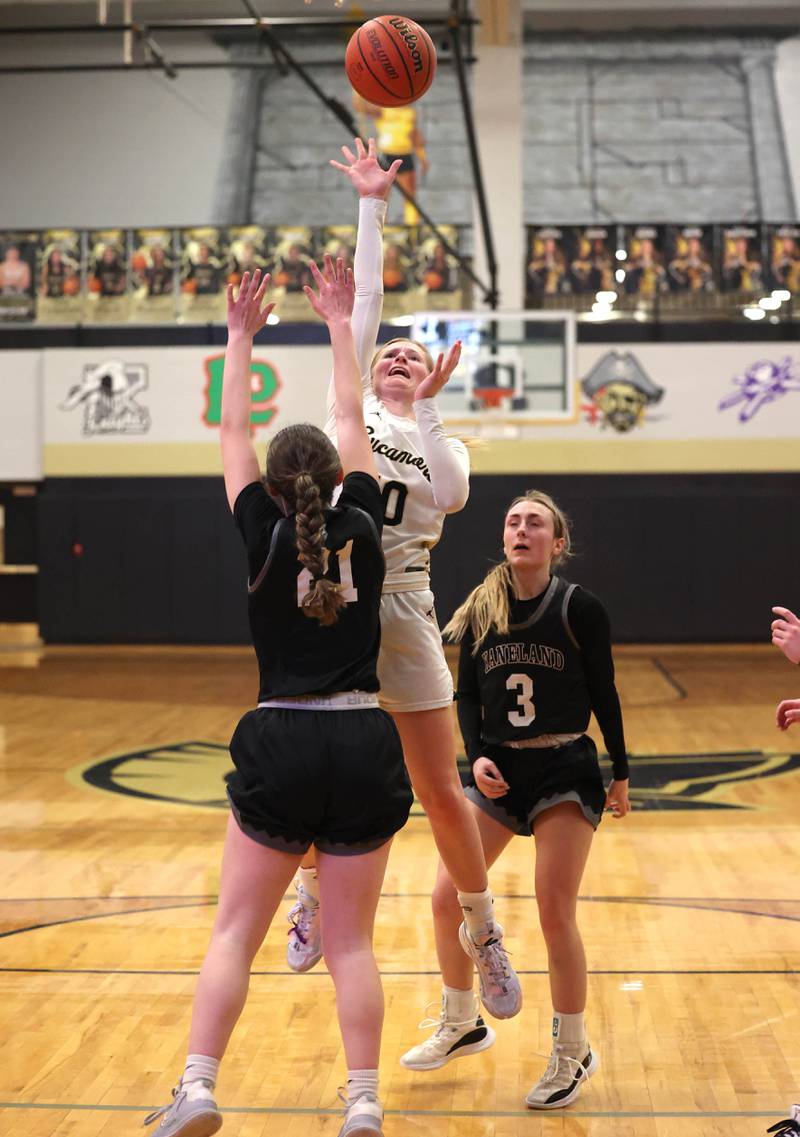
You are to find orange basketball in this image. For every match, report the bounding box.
[345,15,436,107]
[88,276,102,293]
[423,270,444,290]
[63,274,80,296]
[383,268,405,289]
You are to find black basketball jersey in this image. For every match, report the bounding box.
[234,472,385,702]
[470,575,593,746]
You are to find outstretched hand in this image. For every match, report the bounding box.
[304,254,355,324]
[330,136,402,200]
[771,606,800,665]
[776,698,800,730]
[413,340,462,401]
[226,269,274,340]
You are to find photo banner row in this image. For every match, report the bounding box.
[0,225,469,325]
[525,224,800,302]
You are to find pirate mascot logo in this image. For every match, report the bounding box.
[582,350,664,433]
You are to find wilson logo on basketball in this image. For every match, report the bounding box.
[387,17,425,74]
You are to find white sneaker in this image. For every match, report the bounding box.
[286,880,322,973]
[400,1001,496,1071]
[143,1078,222,1136]
[337,1091,383,1136]
[458,922,522,1019]
[525,1043,598,1109]
[767,1105,800,1135]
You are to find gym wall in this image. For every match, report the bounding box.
[8,334,796,644]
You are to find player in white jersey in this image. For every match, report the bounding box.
[286,140,521,1032]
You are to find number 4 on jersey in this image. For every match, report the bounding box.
[296,539,358,608]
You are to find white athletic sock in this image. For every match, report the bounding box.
[457,888,495,939]
[298,865,319,906]
[552,1011,586,1049]
[346,1069,379,1105]
[443,985,479,1025]
[182,1054,219,1096]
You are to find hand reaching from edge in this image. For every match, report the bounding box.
[776,698,800,730]
[771,606,800,665]
[304,254,355,324]
[330,136,402,201]
[226,270,274,340]
[414,340,462,401]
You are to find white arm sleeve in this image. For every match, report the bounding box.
[324,196,386,437]
[413,398,470,514]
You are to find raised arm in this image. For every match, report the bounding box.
[412,341,470,513]
[220,269,275,511]
[306,256,377,481]
[324,138,401,432]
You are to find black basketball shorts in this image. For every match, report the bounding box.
[227,706,412,856]
[464,734,606,835]
[382,150,415,175]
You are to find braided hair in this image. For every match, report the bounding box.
[265,423,346,627]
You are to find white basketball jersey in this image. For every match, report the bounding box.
[361,391,468,590]
[324,196,469,592]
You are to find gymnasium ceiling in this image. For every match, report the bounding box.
[0,0,798,31]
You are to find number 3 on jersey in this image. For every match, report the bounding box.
[296,540,358,607]
[506,672,536,727]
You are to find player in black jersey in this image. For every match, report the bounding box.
[143,259,411,1137]
[401,490,630,1111]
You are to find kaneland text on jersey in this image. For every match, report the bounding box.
[481,642,566,673]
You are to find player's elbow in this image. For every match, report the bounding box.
[434,484,469,514]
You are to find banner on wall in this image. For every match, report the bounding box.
[575,342,800,437]
[37,229,83,324]
[86,229,130,323]
[0,231,39,322]
[130,229,177,324]
[43,345,331,475]
[35,341,800,475]
[526,226,616,299]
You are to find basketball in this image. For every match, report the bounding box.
[345,15,436,107]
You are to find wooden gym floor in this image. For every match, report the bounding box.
[1,644,798,1136]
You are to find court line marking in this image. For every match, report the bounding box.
[1,967,798,977]
[3,894,799,902]
[0,1102,785,1118]
[650,655,688,700]
[2,894,797,943]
